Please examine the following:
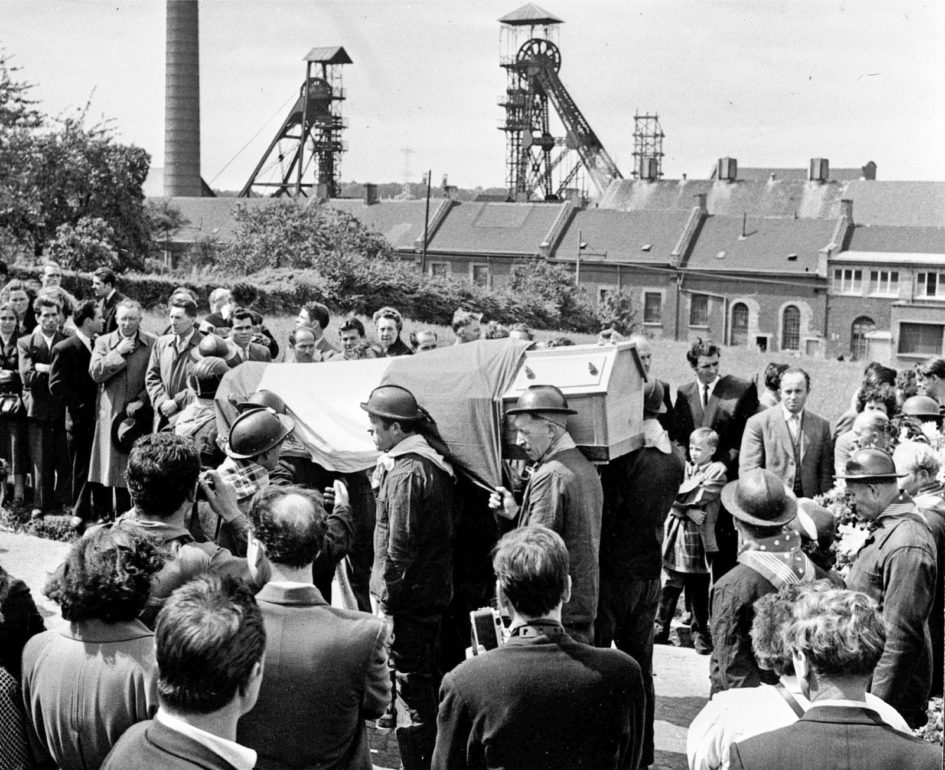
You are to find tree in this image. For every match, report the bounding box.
[0,53,151,269]
[45,216,119,271]
[217,200,391,273]
[596,288,638,336]
[507,257,598,331]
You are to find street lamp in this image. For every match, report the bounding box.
[575,229,589,286]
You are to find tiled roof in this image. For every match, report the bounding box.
[550,208,691,265]
[598,178,845,220]
[684,215,836,276]
[844,181,945,227]
[326,198,437,250]
[846,224,945,253]
[162,197,283,242]
[303,46,352,64]
[427,201,566,255]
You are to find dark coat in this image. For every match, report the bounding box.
[385,336,414,357]
[18,329,67,422]
[599,437,685,581]
[237,583,389,770]
[729,705,941,770]
[673,375,759,475]
[99,290,126,335]
[846,504,937,727]
[516,446,603,627]
[102,719,239,770]
[0,577,44,681]
[371,453,454,616]
[431,627,646,770]
[49,334,96,432]
[233,342,271,363]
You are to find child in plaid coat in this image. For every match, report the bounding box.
[655,427,727,654]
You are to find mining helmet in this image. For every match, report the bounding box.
[198,333,231,359]
[837,447,904,482]
[226,407,295,460]
[188,356,230,398]
[238,389,287,414]
[900,395,942,420]
[505,385,577,416]
[360,385,424,422]
[720,468,797,527]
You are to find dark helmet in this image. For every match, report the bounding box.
[720,468,797,527]
[238,389,287,414]
[188,356,230,398]
[900,395,942,420]
[505,385,577,417]
[837,447,904,482]
[198,333,232,360]
[643,379,666,416]
[226,407,295,460]
[359,385,424,422]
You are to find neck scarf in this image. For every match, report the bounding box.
[372,433,454,491]
[738,526,815,589]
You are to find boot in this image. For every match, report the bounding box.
[396,725,435,770]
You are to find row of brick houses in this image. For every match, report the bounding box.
[160,159,945,366]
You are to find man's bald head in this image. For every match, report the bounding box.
[628,333,652,374]
[248,486,328,568]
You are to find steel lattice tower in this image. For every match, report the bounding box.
[631,113,665,181]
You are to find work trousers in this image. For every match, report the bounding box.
[391,612,442,770]
[27,418,69,512]
[595,576,660,769]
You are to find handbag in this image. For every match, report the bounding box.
[0,393,24,418]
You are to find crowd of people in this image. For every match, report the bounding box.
[0,265,941,770]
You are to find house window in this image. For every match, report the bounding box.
[689,294,709,327]
[781,305,800,351]
[428,262,451,278]
[643,292,662,325]
[917,272,945,299]
[597,287,612,307]
[850,316,876,361]
[899,323,944,356]
[470,264,490,287]
[730,303,749,346]
[832,268,863,295]
[868,270,899,297]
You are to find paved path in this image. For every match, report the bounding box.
[0,531,710,769]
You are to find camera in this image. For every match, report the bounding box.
[469,607,505,654]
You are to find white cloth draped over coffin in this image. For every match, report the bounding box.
[213,338,531,489]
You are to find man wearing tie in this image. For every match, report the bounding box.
[673,339,759,580]
[50,300,105,528]
[229,307,272,364]
[739,367,834,499]
[18,296,70,519]
[91,267,125,335]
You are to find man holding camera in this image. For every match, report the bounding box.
[432,526,645,770]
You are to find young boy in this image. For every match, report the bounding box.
[655,427,727,654]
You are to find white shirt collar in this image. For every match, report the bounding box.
[40,331,56,349]
[699,375,720,395]
[75,329,94,351]
[781,404,804,422]
[176,329,196,351]
[156,708,257,770]
[105,288,116,301]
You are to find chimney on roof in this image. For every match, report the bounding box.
[809,158,829,184]
[769,173,776,182]
[717,157,737,183]
[364,183,378,205]
[861,161,877,181]
[840,198,853,224]
[640,157,660,182]
[695,193,708,215]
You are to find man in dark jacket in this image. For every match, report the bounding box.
[432,526,645,770]
[490,385,603,645]
[91,267,126,335]
[709,468,829,695]
[101,575,265,770]
[363,385,454,770]
[49,299,104,528]
[596,379,684,768]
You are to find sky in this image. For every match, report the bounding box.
[3,0,944,194]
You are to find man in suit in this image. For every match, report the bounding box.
[237,485,389,769]
[729,586,940,770]
[101,575,266,770]
[432,526,645,770]
[145,296,203,430]
[673,338,759,579]
[49,300,105,528]
[91,267,125,335]
[739,368,834,498]
[228,307,271,364]
[628,333,675,433]
[491,385,603,645]
[18,295,70,518]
